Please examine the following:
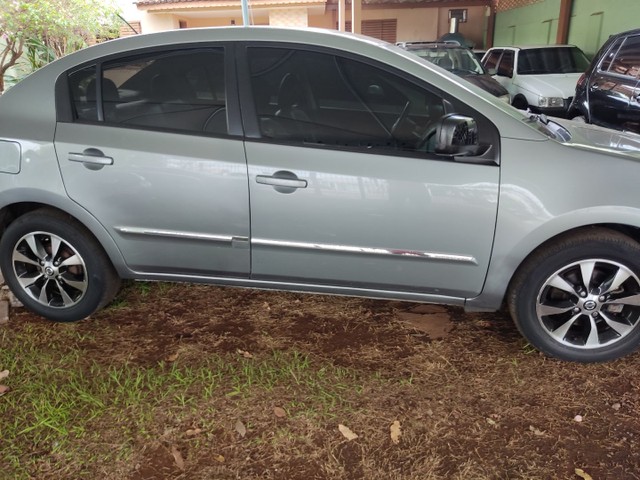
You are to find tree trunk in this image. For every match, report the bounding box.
[0,36,24,94]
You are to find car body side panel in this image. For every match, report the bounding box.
[0,140,129,275]
[466,135,640,310]
[54,123,251,276]
[245,142,500,298]
[588,71,636,129]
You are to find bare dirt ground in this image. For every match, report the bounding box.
[2,281,640,479]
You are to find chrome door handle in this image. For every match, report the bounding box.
[256,170,308,190]
[256,175,307,189]
[68,148,113,166]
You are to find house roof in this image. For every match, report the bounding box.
[135,0,489,6]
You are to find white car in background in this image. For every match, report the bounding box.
[481,45,590,117]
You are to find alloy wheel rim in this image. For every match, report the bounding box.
[12,231,88,309]
[536,258,640,349]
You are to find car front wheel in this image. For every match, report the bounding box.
[508,228,640,362]
[0,210,120,322]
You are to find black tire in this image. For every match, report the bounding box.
[0,209,120,322]
[511,96,528,110]
[508,228,640,362]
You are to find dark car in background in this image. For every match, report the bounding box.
[398,42,510,101]
[569,28,640,134]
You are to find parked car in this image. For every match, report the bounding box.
[398,41,509,101]
[3,27,640,362]
[473,49,487,63]
[569,28,640,134]
[482,45,591,116]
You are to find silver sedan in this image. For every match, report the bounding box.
[1,27,640,362]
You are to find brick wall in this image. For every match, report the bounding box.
[497,0,543,12]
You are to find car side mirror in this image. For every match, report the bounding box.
[434,114,482,157]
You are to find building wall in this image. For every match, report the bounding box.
[568,0,640,57]
[494,0,640,56]
[494,0,561,46]
[124,2,490,48]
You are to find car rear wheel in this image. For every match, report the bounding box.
[508,228,640,362]
[0,210,120,322]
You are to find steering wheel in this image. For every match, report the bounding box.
[416,122,439,151]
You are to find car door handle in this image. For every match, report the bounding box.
[256,173,307,189]
[68,148,114,166]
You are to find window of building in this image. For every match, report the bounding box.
[448,9,467,23]
[342,19,398,44]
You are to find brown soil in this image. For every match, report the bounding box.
[4,281,640,479]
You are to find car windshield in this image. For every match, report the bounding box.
[409,46,485,75]
[517,47,590,75]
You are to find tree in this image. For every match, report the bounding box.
[0,0,119,93]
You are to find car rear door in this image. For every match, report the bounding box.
[239,44,500,299]
[54,46,251,277]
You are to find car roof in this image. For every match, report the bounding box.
[0,26,542,143]
[607,28,640,39]
[400,42,468,51]
[488,44,579,51]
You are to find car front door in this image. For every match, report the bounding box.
[54,47,250,277]
[240,45,500,298]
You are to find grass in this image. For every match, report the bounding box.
[0,323,368,479]
[1,282,640,479]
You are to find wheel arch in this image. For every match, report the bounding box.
[0,195,129,277]
[511,93,529,109]
[466,220,640,312]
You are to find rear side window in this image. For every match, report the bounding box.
[69,66,97,122]
[69,48,228,135]
[607,35,640,79]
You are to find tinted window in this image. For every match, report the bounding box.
[247,47,446,154]
[496,50,514,77]
[599,37,624,72]
[483,50,502,70]
[608,35,640,78]
[69,66,97,122]
[517,47,590,74]
[72,49,227,135]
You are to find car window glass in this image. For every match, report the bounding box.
[517,47,590,74]
[410,46,484,74]
[97,49,227,135]
[608,35,640,78]
[599,37,624,71]
[496,50,514,77]
[247,47,446,154]
[69,66,98,122]
[483,50,502,70]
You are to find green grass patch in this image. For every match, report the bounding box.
[0,325,366,478]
